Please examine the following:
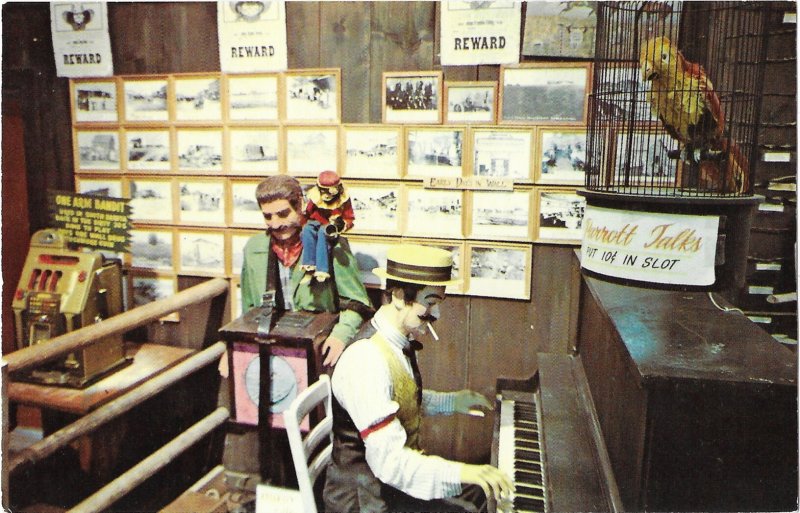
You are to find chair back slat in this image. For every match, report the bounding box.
[303,416,332,460]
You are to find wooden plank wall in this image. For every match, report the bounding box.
[2,1,579,468]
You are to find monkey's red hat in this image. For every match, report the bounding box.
[317,170,341,188]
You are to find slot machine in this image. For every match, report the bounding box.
[11,229,128,387]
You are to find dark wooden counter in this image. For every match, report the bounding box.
[576,267,798,512]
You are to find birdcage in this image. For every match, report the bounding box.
[580,2,770,291]
[586,1,768,196]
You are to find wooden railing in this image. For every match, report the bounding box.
[2,277,230,513]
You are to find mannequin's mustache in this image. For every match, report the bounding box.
[418,313,438,323]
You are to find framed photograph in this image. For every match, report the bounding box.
[283,69,341,124]
[128,178,174,223]
[129,228,175,271]
[342,125,403,179]
[75,129,121,171]
[230,180,263,227]
[406,127,465,178]
[176,129,223,172]
[382,71,443,124]
[522,2,596,58]
[125,129,171,171]
[444,82,497,124]
[178,179,225,225]
[229,230,260,277]
[469,190,532,241]
[534,188,586,244]
[347,183,402,235]
[72,79,118,123]
[346,236,392,287]
[404,187,463,239]
[230,342,309,428]
[285,126,338,177]
[75,176,123,198]
[404,238,465,295]
[178,230,226,275]
[610,130,680,187]
[499,63,590,124]
[466,243,531,300]
[535,127,588,185]
[594,65,657,123]
[227,74,279,122]
[122,78,169,122]
[174,75,222,122]
[229,128,280,175]
[130,273,179,322]
[471,128,533,181]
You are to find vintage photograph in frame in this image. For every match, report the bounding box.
[382,71,443,124]
[125,129,171,171]
[347,182,402,235]
[230,180,263,227]
[522,1,596,58]
[174,75,222,122]
[72,79,118,123]
[536,127,588,185]
[128,178,174,224]
[466,242,531,300]
[227,74,279,122]
[342,125,402,179]
[178,230,226,275]
[471,128,533,181]
[122,78,169,122]
[285,126,338,177]
[130,272,179,322]
[176,129,223,172]
[469,189,532,240]
[595,65,657,123]
[283,69,341,124]
[346,236,392,288]
[75,129,121,171]
[177,179,225,226]
[610,130,680,188]
[129,228,175,271]
[229,127,280,175]
[406,127,465,178]
[75,176,123,198]
[229,230,261,277]
[534,188,586,244]
[404,187,463,239]
[444,81,497,124]
[404,238,465,295]
[499,63,590,124]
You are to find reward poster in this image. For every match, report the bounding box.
[217,1,288,73]
[580,206,720,286]
[50,2,113,77]
[440,1,521,66]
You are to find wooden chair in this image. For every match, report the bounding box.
[283,374,333,513]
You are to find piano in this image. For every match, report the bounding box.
[491,353,622,513]
[492,266,797,512]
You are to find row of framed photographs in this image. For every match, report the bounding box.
[125,236,536,303]
[77,174,585,244]
[71,69,340,125]
[73,124,599,185]
[71,63,593,127]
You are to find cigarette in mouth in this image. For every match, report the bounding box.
[427,322,439,341]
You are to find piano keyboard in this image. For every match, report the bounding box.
[497,397,548,513]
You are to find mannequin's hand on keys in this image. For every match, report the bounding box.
[460,463,514,502]
[453,390,493,416]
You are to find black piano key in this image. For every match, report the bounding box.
[517,440,540,450]
[515,470,543,485]
[514,449,541,460]
[515,460,543,472]
[514,496,545,512]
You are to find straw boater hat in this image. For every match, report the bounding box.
[373,244,462,286]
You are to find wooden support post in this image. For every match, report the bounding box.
[67,407,230,513]
[7,342,226,475]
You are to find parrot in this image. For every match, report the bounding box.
[639,36,749,194]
